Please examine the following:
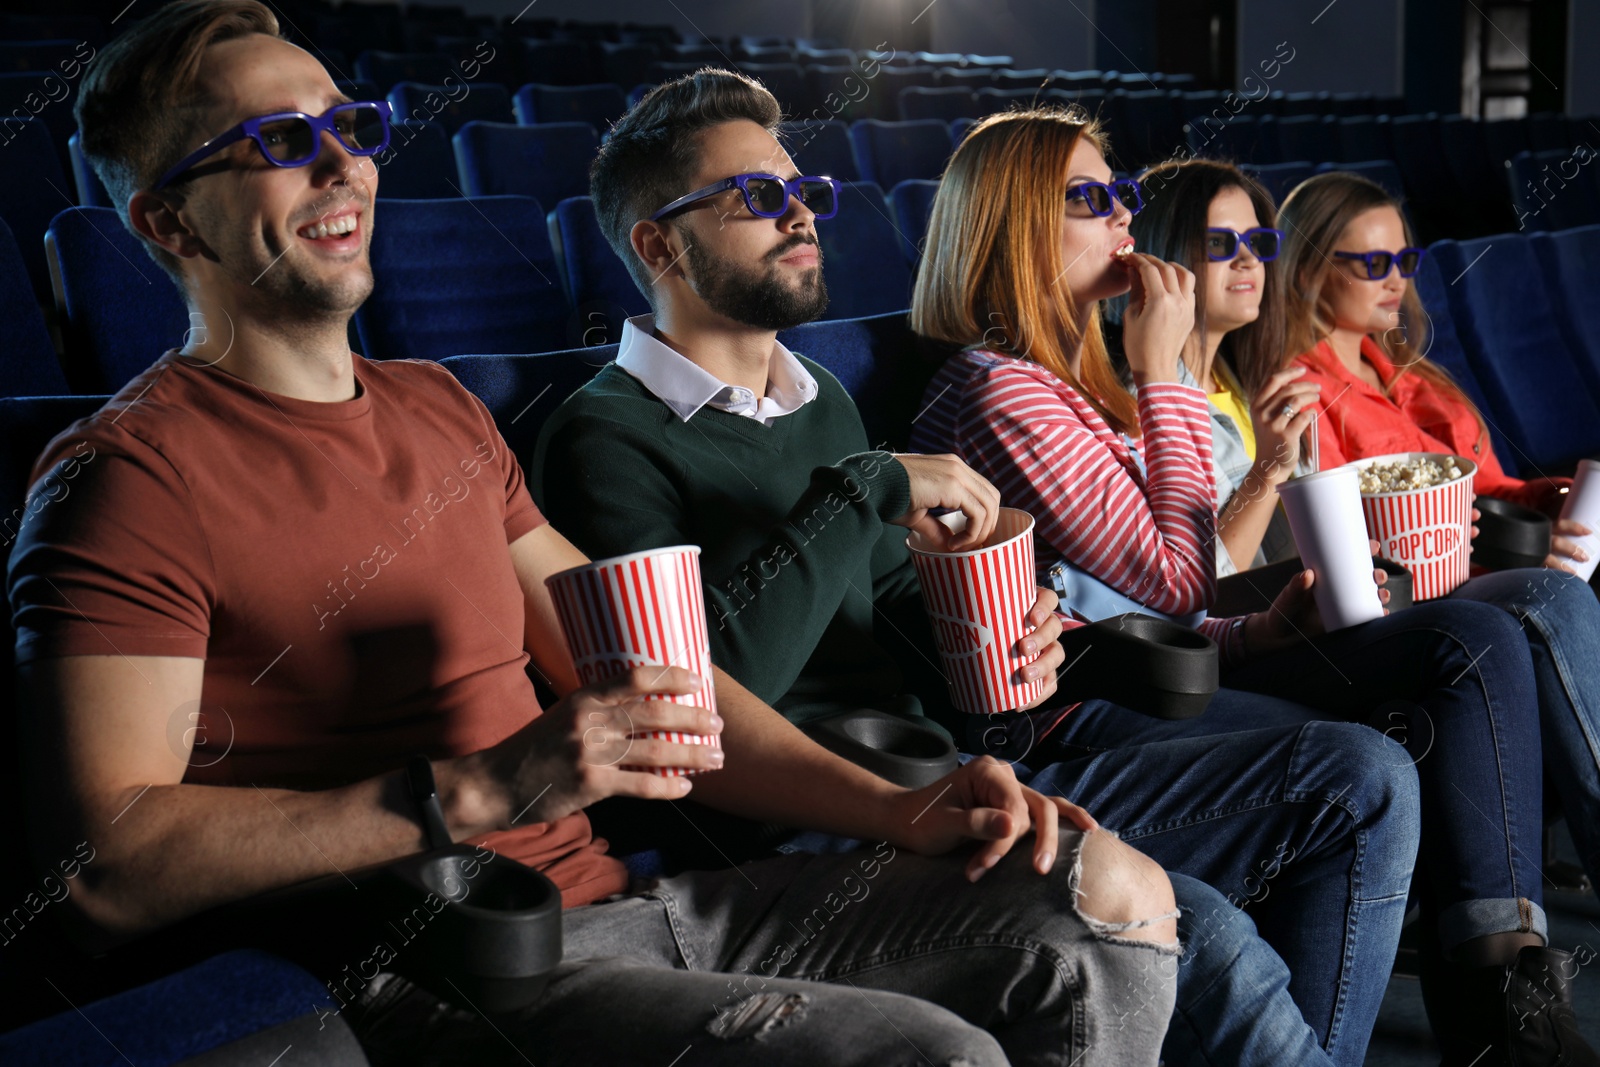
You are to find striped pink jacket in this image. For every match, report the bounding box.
[911,348,1245,659]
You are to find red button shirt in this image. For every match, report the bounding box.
[1295,337,1568,514]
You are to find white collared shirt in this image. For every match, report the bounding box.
[615,314,819,426]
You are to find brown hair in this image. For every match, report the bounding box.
[590,68,782,304]
[1278,171,1482,437]
[76,0,282,280]
[1106,158,1285,400]
[909,107,1138,437]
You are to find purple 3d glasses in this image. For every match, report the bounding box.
[153,101,393,191]
[648,173,841,222]
[1333,247,1427,280]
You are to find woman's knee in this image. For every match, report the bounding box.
[1297,721,1420,821]
[1076,830,1179,945]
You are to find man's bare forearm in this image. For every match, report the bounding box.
[684,668,914,843]
[22,654,509,949]
[39,755,507,951]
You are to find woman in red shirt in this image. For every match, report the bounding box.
[909,109,1599,1066]
[1279,170,1588,568]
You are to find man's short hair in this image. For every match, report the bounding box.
[75,0,282,283]
[589,68,783,304]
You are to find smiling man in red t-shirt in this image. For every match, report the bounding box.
[3,3,1186,1063]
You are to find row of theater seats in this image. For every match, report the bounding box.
[3,192,1599,472]
[7,104,1586,335]
[339,46,1025,96]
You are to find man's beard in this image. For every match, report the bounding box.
[684,235,829,331]
[249,235,375,318]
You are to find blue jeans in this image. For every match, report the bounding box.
[1447,568,1600,887]
[346,846,1179,1067]
[1217,598,1546,952]
[1021,717,1419,1067]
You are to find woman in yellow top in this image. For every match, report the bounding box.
[1104,158,1322,575]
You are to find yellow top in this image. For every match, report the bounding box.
[1208,377,1257,461]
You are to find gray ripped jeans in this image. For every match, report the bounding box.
[347,839,1180,1066]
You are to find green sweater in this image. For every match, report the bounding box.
[531,359,953,731]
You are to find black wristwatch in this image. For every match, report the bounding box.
[405,755,453,850]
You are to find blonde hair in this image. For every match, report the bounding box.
[909,107,1138,437]
[1278,171,1482,441]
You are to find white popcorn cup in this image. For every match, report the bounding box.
[1559,459,1600,582]
[1353,452,1477,601]
[907,508,1046,716]
[1278,466,1386,631]
[545,545,718,776]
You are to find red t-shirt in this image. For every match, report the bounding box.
[1295,337,1568,513]
[7,351,627,907]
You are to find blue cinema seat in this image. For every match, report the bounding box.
[818,182,915,321]
[1315,160,1406,201]
[1509,150,1600,232]
[547,196,648,351]
[1410,251,1519,474]
[0,950,365,1066]
[598,43,656,91]
[373,120,459,199]
[1272,115,1337,169]
[1530,224,1600,403]
[1429,234,1600,471]
[0,72,79,175]
[0,118,75,302]
[66,131,111,208]
[737,62,808,114]
[353,49,455,91]
[518,40,596,87]
[1114,89,1185,167]
[1242,161,1314,204]
[780,119,861,182]
[1188,114,1275,164]
[441,348,614,459]
[512,82,627,131]
[452,120,598,210]
[887,178,940,264]
[0,220,67,398]
[898,87,984,123]
[45,207,188,394]
[777,310,925,449]
[387,80,514,134]
[847,119,953,191]
[357,196,571,362]
[1334,115,1394,165]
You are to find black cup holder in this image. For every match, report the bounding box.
[1056,613,1219,720]
[1472,494,1551,572]
[1374,556,1413,612]
[159,843,566,1018]
[367,846,564,1014]
[802,708,960,789]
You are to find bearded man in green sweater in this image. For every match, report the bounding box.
[530,69,1428,1067]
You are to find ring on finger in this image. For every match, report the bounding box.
[1279,401,1297,420]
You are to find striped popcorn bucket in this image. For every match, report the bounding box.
[1354,453,1478,602]
[907,508,1045,716]
[544,545,719,776]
